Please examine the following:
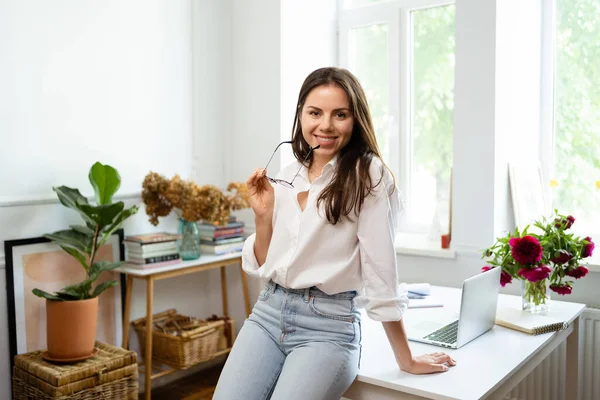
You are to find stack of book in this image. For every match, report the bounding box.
[198,219,246,255]
[123,232,182,269]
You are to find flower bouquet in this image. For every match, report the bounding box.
[482,210,594,313]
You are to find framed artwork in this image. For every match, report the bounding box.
[4,229,125,367]
[508,162,550,231]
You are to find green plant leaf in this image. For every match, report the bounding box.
[90,261,124,277]
[59,245,89,272]
[91,281,118,298]
[63,280,93,299]
[56,290,83,301]
[53,186,95,226]
[70,224,95,236]
[45,230,92,254]
[79,202,125,228]
[89,162,121,205]
[98,205,139,247]
[32,288,64,301]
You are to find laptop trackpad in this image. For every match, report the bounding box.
[407,320,446,338]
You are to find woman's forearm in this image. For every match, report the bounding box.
[382,319,414,369]
[253,214,273,266]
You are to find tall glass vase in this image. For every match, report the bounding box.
[521,279,550,313]
[178,219,201,260]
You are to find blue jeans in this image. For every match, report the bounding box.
[213,281,362,400]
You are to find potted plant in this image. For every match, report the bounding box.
[33,162,138,361]
[482,210,594,313]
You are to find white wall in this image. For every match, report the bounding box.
[280,0,338,167]
[0,0,243,397]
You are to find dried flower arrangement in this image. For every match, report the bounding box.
[142,172,250,226]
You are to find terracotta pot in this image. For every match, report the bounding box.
[46,297,98,360]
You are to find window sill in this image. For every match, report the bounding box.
[394,233,456,259]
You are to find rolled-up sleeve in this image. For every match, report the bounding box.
[356,170,409,322]
[241,233,261,278]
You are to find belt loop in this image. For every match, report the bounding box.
[304,288,310,302]
[269,281,275,294]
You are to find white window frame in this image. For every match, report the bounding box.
[338,0,455,234]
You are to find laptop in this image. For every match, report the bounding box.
[405,267,500,349]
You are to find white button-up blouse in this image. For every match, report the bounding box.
[241,155,409,322]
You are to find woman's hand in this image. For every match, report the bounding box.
[400,352,457,374]
[246,168,275,219]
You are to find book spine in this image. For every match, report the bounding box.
[128,253,180,264]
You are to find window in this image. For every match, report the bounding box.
[543,0,600,246]
[338,1,455,236]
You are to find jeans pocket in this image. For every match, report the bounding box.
[308,296,355,323]
[257,286,271,301]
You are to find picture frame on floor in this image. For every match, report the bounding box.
[4,229,126,368]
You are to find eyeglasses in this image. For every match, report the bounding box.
[263,141,320,188]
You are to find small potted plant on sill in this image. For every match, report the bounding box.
[33,162,138,361]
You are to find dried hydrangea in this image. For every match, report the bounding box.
[141,172,251,226]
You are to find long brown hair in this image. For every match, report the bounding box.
[290,67,395,224]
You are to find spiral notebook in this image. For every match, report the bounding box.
[495,308,569,335]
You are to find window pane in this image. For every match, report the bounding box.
[344,0,391,9]
[553,0,600,236]
[349,24,390,165]
[409,5,455,234]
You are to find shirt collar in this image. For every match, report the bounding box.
[298,155,338,182]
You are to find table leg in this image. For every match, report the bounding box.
[145,277,154,400]
[239,265,251,318]
[221,267,228,317]
[122,275,133,350]
[565,316,580,400]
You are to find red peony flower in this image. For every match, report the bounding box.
[500,270,512,287]
[550,250,573,265]
[566,266,589,279]
[565,215,575,229]
[481,266,492,273]
[550,283,572,295]
[509,236,543,265]
[517,265,551,282]
[582,237,595,258]
[554,216,575,229]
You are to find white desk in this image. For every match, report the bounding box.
[345,286,585,400]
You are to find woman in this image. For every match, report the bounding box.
[213,67,456,400]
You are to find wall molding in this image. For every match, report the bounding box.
[0,193,142,208]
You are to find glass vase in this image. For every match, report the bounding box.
[178,219,201,260]
[521,279,550,313]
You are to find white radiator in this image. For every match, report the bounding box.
[504,307,600,400]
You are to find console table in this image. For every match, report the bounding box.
[114,252,248,400]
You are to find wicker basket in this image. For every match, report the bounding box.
[12,341,138,400]
[132,309,225,369]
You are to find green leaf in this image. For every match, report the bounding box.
[70,224,95,236]
[56,290,83,301]
[89,162,121,205]
[59,245,89,271]
[53,186,95,226]
[63,280,93,299]
[32,288,64,301]
[98,205,139,247]
[45,230,92,254]
[91,281,118,298]
[79,202,124,228]
[90,261,124,276]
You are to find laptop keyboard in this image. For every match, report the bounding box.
[424,320,459,344]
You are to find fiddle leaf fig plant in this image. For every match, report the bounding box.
[32,162,139,301]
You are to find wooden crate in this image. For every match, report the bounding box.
[12,341,138,400]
